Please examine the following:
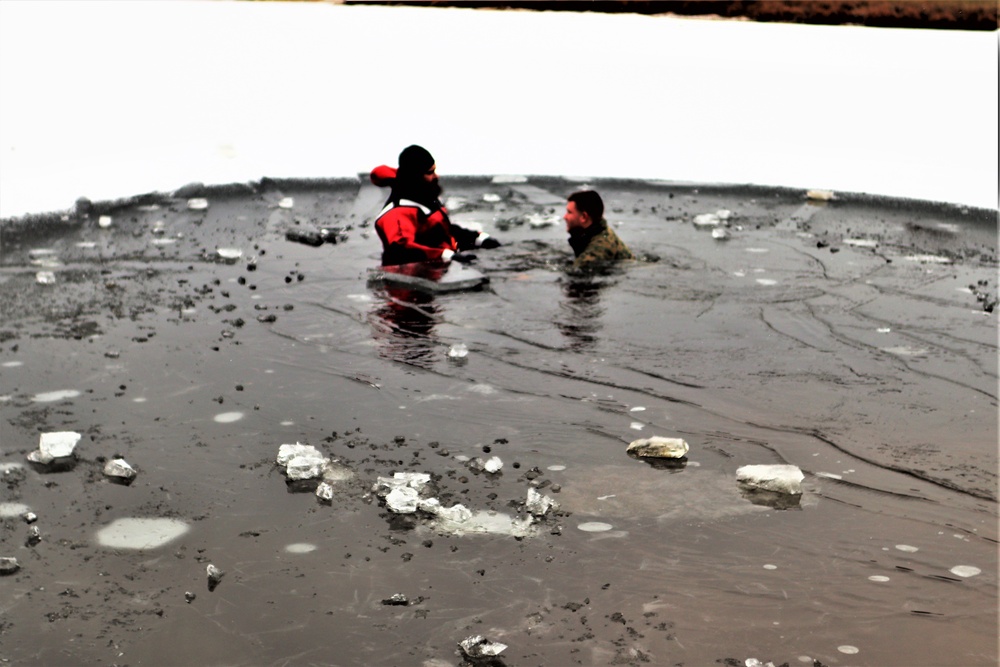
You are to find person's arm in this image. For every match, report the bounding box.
[451,222,500,251]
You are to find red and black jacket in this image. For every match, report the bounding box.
[371,165,481,266]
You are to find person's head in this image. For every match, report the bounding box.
[394,145,441,202]
[564,190,604,232]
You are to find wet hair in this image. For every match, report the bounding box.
[568,190,604,224]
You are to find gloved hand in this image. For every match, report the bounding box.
[451,251,478,264]
[479,236,501,249]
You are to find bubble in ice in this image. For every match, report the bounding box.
[577,521,614,532]
[547,465,567,472]
[949,565,981,578]
[33,389,81,402]
[285,543,318,554]
[0,502,32,518]
[133,397,147,403]
[213,411,245,423]
[2,361,22,367]
[96,518,190,549]
[756,278,778,286]
[837,646,859,655]
[895,544,919,553]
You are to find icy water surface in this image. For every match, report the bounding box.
[0,177,996,666]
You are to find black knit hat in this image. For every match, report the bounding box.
[397,145,435,178]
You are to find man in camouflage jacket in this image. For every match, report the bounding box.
[563,190,634,269]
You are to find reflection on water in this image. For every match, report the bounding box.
[368,286,440,367]
[557,278,606,351]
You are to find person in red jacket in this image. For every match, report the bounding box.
[371,145,500,266]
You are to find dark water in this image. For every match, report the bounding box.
[0,178,996,666]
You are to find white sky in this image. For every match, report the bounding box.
[1,1,997,218]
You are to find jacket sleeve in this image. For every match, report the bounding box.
[376,207,450,263]
[450,222,483,251]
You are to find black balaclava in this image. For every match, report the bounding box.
[392,145,440,206]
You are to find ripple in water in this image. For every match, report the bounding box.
[95,518,190,550]
[213,411,245,423]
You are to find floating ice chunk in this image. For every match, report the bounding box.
[715,209,733,220]
[745,247,769,253]
[103,458,137,482]
[806,189,835,201]
[98,215,113,228]
[756,278,778,286]
[322,461,354,483]
[316,481,335,501]
[950,565,981,577]
[844,238,878,248]
[459,635,507,659]
[712,227,730,240]
[577,521,613,532]
[547,465,566,472]
[483,456,503,473]
[96,517,190,550]
[385,486,420,513]
[420,498,473,524]
[815,471,842,480]
[285,543,317,554]
[626,436,689,459]
[629,406,646,412]
[278,197,294,209]
[630,422,644,431]
[206,564,224,590]
[187,198,209,210]
[895,544,919,553]
[482,193,501,203]
[0,557,20,575]
[693,213,722,227]
[868,575,890,582]
[276,442,321,465]
[837,646,859,655]
[526,213,559,228]
[877,327,891,333]
[216,248,243,262]
[35,271,56,285]
[491,174,527,184]
[745,659,776,667]
[448,343,469,359]
[526,487,558,517]
[286,455,328,481]
[763,564,778,570]
[904,254,951,264]
[28,431,81,464]
[373,472,431,496]
[736,464,804,495]
[33,389,81,402]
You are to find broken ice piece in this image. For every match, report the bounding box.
[103,458,137,482]
[23,512,38,524]
[316,481,335,501]
[385,486,420,514]
[285,455,328,481]
[459,635,508,659]
[0,557,20,575]
[216,248,243,262]
[35,271,56,285]
[448,343,469,359]
[626,436,689,459]
[98,215,113,228]
[526,487,558,517]
[26,526,41,547]
[806,189,835,201]
[712,227,730,240]
[483,456,503,473]
[278,197,294,209]
[736,464,804,495]
[187,198,209,210]
[276,442,323,466]
[693,213,722,227]
[28,431,81,464]
[207,564,224,591]
[381,593,409,606]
